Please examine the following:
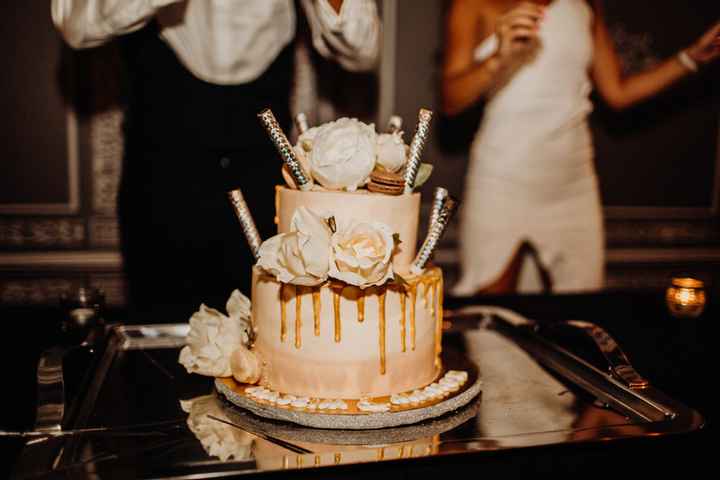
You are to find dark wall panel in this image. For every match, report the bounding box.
[0,2,71,205]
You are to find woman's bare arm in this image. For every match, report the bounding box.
[591,1,720,111]
[441,0,544,116]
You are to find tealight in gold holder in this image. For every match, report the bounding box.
[666,277,706,319]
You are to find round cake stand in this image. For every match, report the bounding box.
[221,395,481,446]
[214,351,482,430]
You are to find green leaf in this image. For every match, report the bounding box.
[413,163,434,188]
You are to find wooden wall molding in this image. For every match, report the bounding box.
[0,218,85,249]
[605,219,719,246]
[89,217,120,249]
[0,251,125,306]
[0,251,122,272]
[0,273,125,306]
[91,107,123,216]
[0,109,80,215]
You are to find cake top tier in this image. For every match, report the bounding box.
[243,109,457,290]
[275,187,420,273]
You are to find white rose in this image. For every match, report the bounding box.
[230,345,262,384]
[307,118,377,191]
[329,220,396,288]
[181,395,254,462]
[376,132,407,173]
[256,207,332,286]
[178,290,252,377]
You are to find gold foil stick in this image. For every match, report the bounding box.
[428,187,448,233]
[403,108,433,194]
[227,189,262,259]
[411,196,458,274]
[257,108,312,191]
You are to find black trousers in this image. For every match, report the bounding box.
[118,26,294,320]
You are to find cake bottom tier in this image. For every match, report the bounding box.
[251,267,444,399]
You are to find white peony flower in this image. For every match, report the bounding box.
[376,132,407,173]
[178,290,252,377]
[256,207,332,286]
[306,118,377,191]
[181,395,254,462]
[329,219,396,288]
[230,345,262,384]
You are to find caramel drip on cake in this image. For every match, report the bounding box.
[409,286,417,351]
[295,286,302,349]
[378,289,387,374]
[279,284,290,343]
[357,294,365,323]
[377,448,385,460]
[428,280,436,317]
[314,455,321,466]
[333,288,341,343]
[399,292,407,352]
[422,280,432,310]
[312,288,321,336]
[434,275,444,368]
[334,453,342,465]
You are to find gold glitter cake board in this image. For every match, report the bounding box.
[215,351,481,430]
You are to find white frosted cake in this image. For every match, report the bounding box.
[180,111,466,417]
[252,186,443,399]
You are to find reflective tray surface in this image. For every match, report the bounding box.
[12,311,704,479]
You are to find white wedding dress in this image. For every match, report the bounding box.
[453,0,604,295]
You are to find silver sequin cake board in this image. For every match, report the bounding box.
[221,395,481,445]
[215,352,481,430]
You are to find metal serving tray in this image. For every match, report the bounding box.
[12,308,704,479]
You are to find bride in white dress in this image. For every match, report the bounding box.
[442,0,720,295]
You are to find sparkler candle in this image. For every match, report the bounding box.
[428,187,449,233]
[411,196,458,274]
[295,112,309,135]
[403,109,433,194]
[228,189,262,259]
[386,115,403,134]
[257,108,312,191]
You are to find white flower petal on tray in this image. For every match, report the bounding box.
[179,290,252,377]
[376,132,407,173]
[329,219,395,288]
[230,345,262,384]
[226,289,252,346]
[256,207,332,286]
[306,118,377,191]
[182,395,253,462]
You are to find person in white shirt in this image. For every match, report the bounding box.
[51,0,380,317]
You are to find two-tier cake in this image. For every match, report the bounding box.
[180,109,477,426]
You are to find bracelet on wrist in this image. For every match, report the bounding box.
[677,50,699,73]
